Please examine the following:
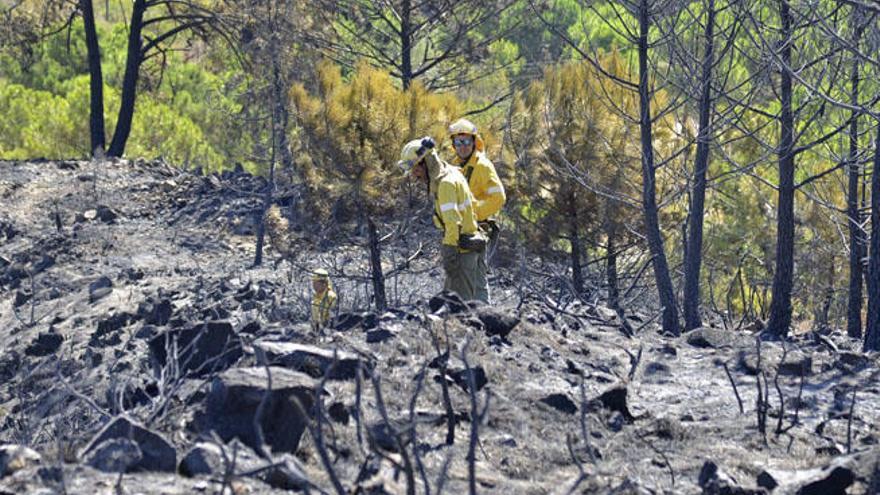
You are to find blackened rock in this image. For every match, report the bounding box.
[254,341,370,380]
[30,255,54,274]
[149,320,242,377]
[0,221,17,241]
[200,367,317,454]
[594,386,634,422]
[89,276,113,303]
[759,463,855,495]
[135,324,158,340]
[778,353,812,377]
[445,366,488,393]
[328,403,350,425]
[756,471,778,491]
[140,298,172,326]
[607,411,625,432]
[84,438,142,473]
[25,331,63,356]
[95,205,119,223]
[366,328,395,344]
[645,361,671,376]
[368,421,413,452]
[81,416,176,472]
[97,312,131,333]
[105,382,158,412]
[427,351,450,369]
[0,351,20,383]
[13,290,30,308]
[179,442,224,476]
[334,312,363,332]
[201,304,230,320]
[260,455,311,490]
[473,306,519,338]
[687,328,738,349]
[540,393,577,415]
[90,312,133,347]
[835,352,869,374]
[699,460,764,494]
[90,288,113,303]
[239,320,261,335]
[429,290,468,314]
[4,262,27,286]
[333,312,378,331]
[361,312,379,330]
[37,466,63,484]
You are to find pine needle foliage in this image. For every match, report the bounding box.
[290,60,463,223]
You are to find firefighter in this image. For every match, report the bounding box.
[448,118,506,302]
[398,137,486,300]
[310,268,337,332]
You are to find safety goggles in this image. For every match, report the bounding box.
[452,136,474,147]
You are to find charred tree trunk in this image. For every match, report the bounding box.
[270,33,295,172]
[637,0,679,335]
[846,22,865,339]
[683,0,716,331]
[766,0,795,339]
[81,0,105,156]
[400,0,413,90]
[607,231,620,311]
[569,205,584,296]
[864,120,880,351]
[254,50,279,267]
[107,0,146,157]
[253,179,274,267]
[367,216,387,312]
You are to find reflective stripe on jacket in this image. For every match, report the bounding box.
[433,168,479,247]
[455,151,505,221]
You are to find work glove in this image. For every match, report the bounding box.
[458,232,488,252]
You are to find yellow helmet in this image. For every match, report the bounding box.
[447,118,484,152]
[311,268,330,281]
[396,137,435,174]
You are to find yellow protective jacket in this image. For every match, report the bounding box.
[454,151,505,221]
[311,287,337,327]
[424,151,479,247]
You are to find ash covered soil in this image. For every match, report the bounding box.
[0,158,878,495]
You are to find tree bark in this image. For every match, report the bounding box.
[367,216,387,311]
[766,0,795,338]
[846,22,865,339]
[107,0,146,157]
[81,0,105,157]
[569,206,584,295]
[864,119,880,351]
[637,0,680,335]
[399,0,413,90]
[254,51,279,267]
[683,0,716,331]
[607,231,620,311]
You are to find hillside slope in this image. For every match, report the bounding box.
[0,159,878,494]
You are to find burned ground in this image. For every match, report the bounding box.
[0,159,878,494]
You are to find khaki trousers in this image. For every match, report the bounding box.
[474,249,489,303]
[441,245,480,301]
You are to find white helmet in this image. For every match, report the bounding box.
[396,137,435,173]
[448,118,485,152]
